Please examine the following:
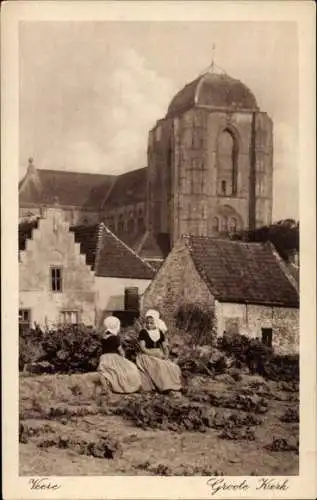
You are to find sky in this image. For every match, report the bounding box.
[19,21,298,221]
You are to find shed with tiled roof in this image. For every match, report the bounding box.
[142,235,299,355]
[70,223,154,325]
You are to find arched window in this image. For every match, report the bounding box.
[201,202,206,219]
[118,215,124,233]
[230,217,237,233]
[187,201,192,218]
[217,129,238,196]
[222,216,228,233]
[138,217,145,233]
[213,217,219,232]
[108,217,114,232]
[128,215,134,234]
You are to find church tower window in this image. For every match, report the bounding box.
[118,215,124,233]
[217,129,238,196]
[230,217,237,233]
[213,217,219,232]
[222,216,228,233]
[127,212,135,234]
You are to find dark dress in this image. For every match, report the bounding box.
[101,334,121,354]
[138,329,165,349]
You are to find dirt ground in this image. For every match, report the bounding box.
[19,372,299,476]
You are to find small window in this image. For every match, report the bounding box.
[230,217,237,233]
[261,328,273,348]
[201,203,206,219]
[222,216,228,232]
[221,180,227,195]
[60,311,79,325]
[138,217,145,233]
[213,217,219,232]
[127,218,135,233]
[187,202,192,217]
[51,267,62,292]
[118,215,124,233]
[155,125,162,141]
[19,308,31,329]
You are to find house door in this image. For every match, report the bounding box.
[261,327,273,347]
[19,308,31,331]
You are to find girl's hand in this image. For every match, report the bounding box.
[151,348,163,359]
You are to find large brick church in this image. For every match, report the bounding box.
[19,69,273,267]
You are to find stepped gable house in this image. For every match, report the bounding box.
[142,236,299,354]
[71,223,154,328]
[19,69,273,265]
[19,208,154,330]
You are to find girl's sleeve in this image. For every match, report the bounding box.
[138,329,147,342]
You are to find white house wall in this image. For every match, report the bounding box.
[95,276,152,315]
[19,209,96,329]
[215,301,299,354]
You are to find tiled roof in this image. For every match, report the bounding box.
[185,236,299,307]
[103,167,147,208]
[70,224,99,267]
[20,169,115,209]
[286,263,299,287]
[19,219,40,251]
[144,259,164,272]
[70,223,155,280]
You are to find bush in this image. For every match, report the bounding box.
[19,325,46,371]
[280,408,299,423]
[217,333,299,382]
[263,354,299,382]
[19,324,103,374]
[175,302,215,346]
[19,323,143,374]
[40,325,102,373]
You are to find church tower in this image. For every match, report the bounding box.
[147,68,273,246]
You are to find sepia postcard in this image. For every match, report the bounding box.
[1,1,316,499]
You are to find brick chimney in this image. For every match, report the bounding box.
[27,157,36,173]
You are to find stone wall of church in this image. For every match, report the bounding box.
[171,109,209,242]
[147,118,174,236]
[148,106,273,246]
[254,112,274,227]
[102,201,146,240]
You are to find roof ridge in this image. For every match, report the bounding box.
[94,223,106,272]
[134,230,151,255]
[103,225,155,273]
[266,241,299,294]
[185,234,266,246]
[38,168,115,177]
